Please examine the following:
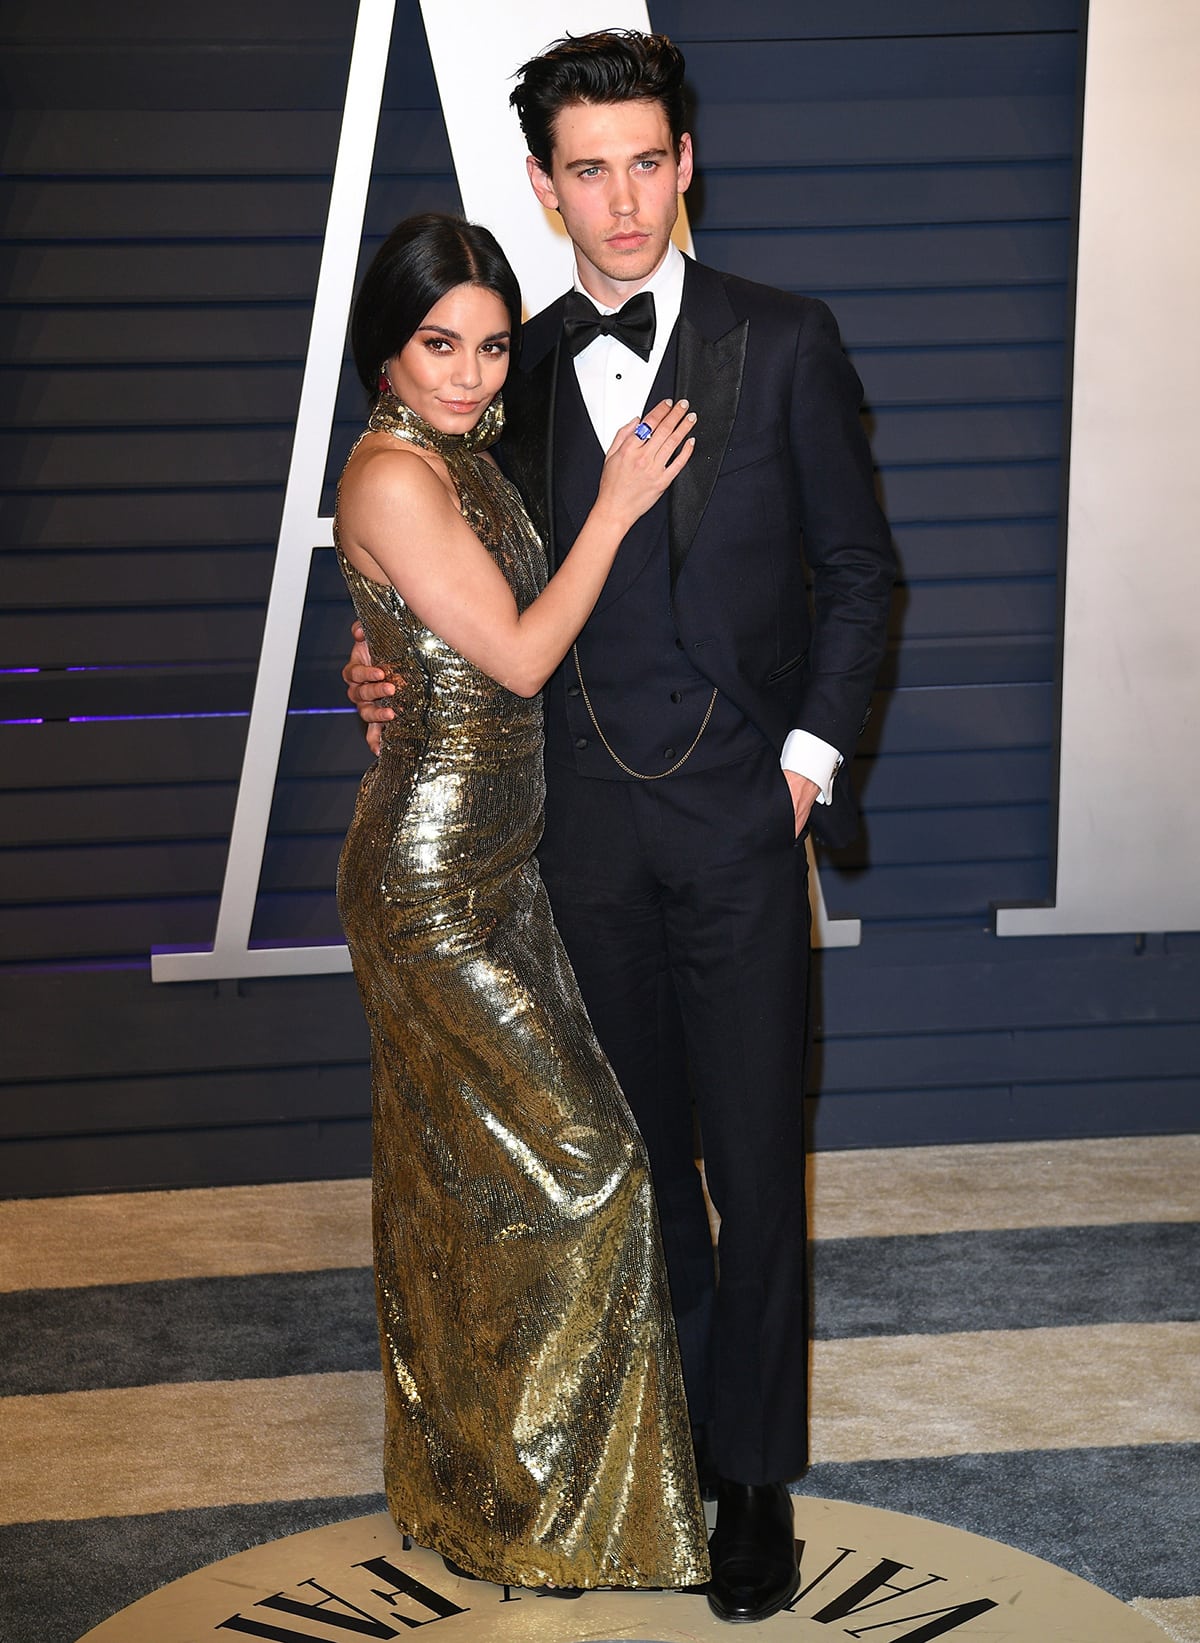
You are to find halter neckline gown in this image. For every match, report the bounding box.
[334,392,709,1591]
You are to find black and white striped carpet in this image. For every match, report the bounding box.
[1,1136,1196,1642]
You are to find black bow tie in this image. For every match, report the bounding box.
[562,289,656,361]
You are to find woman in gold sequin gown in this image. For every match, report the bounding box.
[334,216,709,1592]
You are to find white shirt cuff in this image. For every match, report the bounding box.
[780,729,842,805]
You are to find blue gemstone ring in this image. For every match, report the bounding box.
[633,421,653,442]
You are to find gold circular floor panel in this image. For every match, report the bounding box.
[77,1497,1166,1642]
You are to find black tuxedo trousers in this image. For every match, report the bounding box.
[537,743,812,1486]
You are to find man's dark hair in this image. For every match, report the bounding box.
[509,29,688,170]
[350,213,522,398]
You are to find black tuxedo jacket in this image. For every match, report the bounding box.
[502,256,895,849]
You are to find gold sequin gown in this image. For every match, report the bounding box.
[334,395,709,1591]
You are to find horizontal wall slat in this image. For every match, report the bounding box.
[2,835,347,905]
[0,636,1056,723]
[654,1,1081,40]
[880,461,1062,523]
[861,347,1067,407]
[0,1119,372,1197]
[0,348,1072,431]
[877,637,1056,690]
[1,409,1063,491]
[0,680,1055,782]
[0,228,1074,308]
[7,936,1193,1092]
[1,1,369,43]
[859,683,1054,754]
[0,713,369,788]
[808,1080,1198,1152]
[0,307,312,367]
[0,110,451,176]
[2,866,1051,958]
[815,941,1200,1037]
[697,164,1074,230]
[0,583,1055,666]
[0,245,324,304]
[0,777,353,848]
[3,548,281,606]
[0,1063,369,1140]
[705,223,1073,292]
[693,97,1076,167]
[893,521,1060,578]
[1,804,1051,908]
[0,669,344,724]
[0,369,307,429]
[0,969,369,1084]
[856,749,1052,809]
[0,891,344,963]
[11,524,1057,604]
[0,291,1072,367]
[820,1023,1200,1092]
[819,859,1049,919]
[819,289,1069,348]
[2,489,286,548]
[3,178,465,244]
[0,606,354,670]
[0,15,436,112]
[681,36,1078,100]
[869,405,1063,465]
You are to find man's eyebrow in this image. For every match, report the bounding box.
[563,147,669,172]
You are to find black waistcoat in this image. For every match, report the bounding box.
[543,334,757,780]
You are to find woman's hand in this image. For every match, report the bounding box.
[343,620,402,756]
[594,399,697,531]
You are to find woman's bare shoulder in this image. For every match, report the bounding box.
[341,433,449,509]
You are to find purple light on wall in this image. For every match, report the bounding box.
[65,707,356,724]
[0,718,44,725]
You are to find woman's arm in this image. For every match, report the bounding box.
[339,399,695,698]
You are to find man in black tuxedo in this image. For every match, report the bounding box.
[347,29,894,1625]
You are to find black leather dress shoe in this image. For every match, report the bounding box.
[706,1479,799,1624]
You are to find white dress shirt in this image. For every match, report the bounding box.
[569,245,841,805]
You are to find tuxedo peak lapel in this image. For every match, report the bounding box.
[505,338,559,560]
[669,285,748,586]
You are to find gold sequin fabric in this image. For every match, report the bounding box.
[334,396,709,1591]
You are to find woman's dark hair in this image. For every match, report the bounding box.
[509,29,688,171]
[350,213,522,397]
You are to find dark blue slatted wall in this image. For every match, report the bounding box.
[1,2,1195,1195]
